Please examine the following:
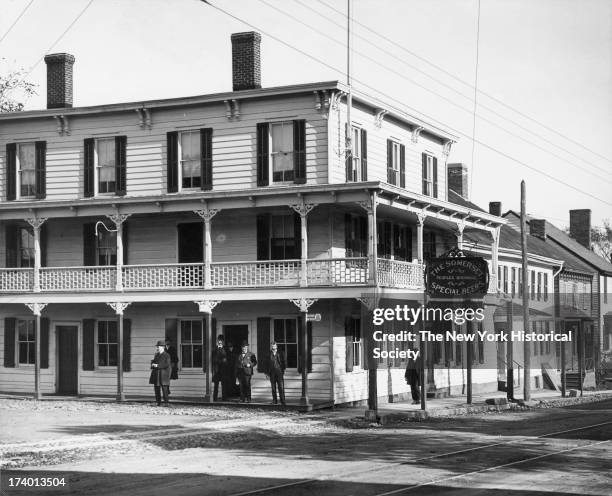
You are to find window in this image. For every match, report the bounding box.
[543,273,549,302]
[511,267,517,297]
[96,138,116,194]
[18,143,36,199]
[537,272,542,301]
[346,214,367,258]
[387,141,400,186]
[351,127,362,182]
[17,319,35,365]
[423,231,437,262]
[393,225,412,261]
[421,153,438,198]
[545,321,551,354]
[96,230,117,266]
[271,215,298,260]
[18,227,34,268]
[180,319,203,368]
[503,266,508,294]
[346,317,362,368]
[274,318,298,369]
[530,271,536,300]
[179,131,201,189]
[97,320,118,367]
[271,122,294,183]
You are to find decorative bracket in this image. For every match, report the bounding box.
[290,298,317,313]
[25,217,47,230]
[232,99,240,119]
[143,108,152,129]
[330,91,346,110]
[289,203,316,217]
[194,208,221,222]
[411,126,424,144]
[374,109,388,128]
[223,100,241,120]
[416,211,427,225]
[26,303,47,316]
[357,201,374,214]
[455,219,465,237]
[195,300,221,314]
[355,296,377,311]
[443,139,454,157]
[107,302,131,315]
[53,115,70,135]
[135,108,144,128]
[107,213,130,228]
[313,91,322,110]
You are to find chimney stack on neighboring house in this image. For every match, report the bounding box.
[569,209,592,249]
[447,163,468,200]
[231,32,262,91]
[489,202,502,217]
[44,53,75,109]
[530,219,547,240]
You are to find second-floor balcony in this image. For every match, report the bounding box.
[0,258,428,293]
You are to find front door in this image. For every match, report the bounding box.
[223,324,249,398]
[57,325,78,395]
[178,223,203,263]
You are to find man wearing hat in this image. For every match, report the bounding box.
[149,340,172,406]
[211,335,229,401]
[235,341,257,403]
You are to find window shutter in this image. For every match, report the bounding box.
[256,214,269,260]
[5,223,18,267]
[345,213,352,257]
[345,123,352,182]
[122,221,128,265]
[165,319,178,346]
[433,157,438,198]
[35,141,46,199]
[115,136,127,196]
[422,153,427,194]
[40,223,48,267]
[386,140,393,184]
[6,143,16,201]
[200,128,213,191]
[399,144,406,188]
[361,129,368,181]
[345,317,354,373]
[123,318,131,372]
[83,223,96,266]
[297,317,313,374]
[40,317,49,369]
[294,212,302,259]
[82,319,95,371]
[256,122,269,186]
[202,317,208,371]
[4,317,16,368]
[293,119,306,184]
[84,138,95,198]
[167,132,179,193]
[256,317,271,374]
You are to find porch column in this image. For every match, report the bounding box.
[107,302,131,401]
[455,220,465,251]
[196,300,221,402]
[416,212,426,264]
[359,192,377,284]
[290,203,316,287]
[26,218,47,293]
[107,214,130,292]
[357,295,378,421]
[195,207,221,289]
[290,298,317,405]
[26,303,47,400]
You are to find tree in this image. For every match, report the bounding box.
[591,219,612,263]
[0,60,38,112]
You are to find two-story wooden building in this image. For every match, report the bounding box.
[0,32,504,406]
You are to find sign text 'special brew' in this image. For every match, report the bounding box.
[425,255,489,298]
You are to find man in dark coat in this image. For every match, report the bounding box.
[405,351,422,404]
[211,335,228,401]
[149,340,172,406]
[225,342,238,397]
[235,341,257,403]
[268,342,286,406]
[164,338,179,394]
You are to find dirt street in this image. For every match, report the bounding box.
[1,398,611,495]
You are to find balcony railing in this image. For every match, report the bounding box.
[0,257,424,293]
[377,259,424,289]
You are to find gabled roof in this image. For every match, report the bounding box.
[447,189,487,213]
[504,210,612,276]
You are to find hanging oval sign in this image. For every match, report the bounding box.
[425,256,489,298]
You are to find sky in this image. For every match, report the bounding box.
[1,0,611,228]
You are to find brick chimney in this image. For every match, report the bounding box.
[489,202,502,217]
[569,209,592,249]
[530,219,547,239]
[44,53,75,109]
[231,32,261,91]
[447,163,468,200]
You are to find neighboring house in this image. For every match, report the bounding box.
[504,210,612,377]
[0,33,504,405]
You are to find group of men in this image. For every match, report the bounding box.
[150,336,287,406]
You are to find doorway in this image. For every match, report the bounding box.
[178,223,203,263]
[222,324,250,398]
[57,325,78,395]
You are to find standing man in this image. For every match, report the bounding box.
[404,349,421,404]
[149,340,171,406]
[165,338,179,394]
[268,342,286,406]
[211,335,228,401]
[235,341,257,403]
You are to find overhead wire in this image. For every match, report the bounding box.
[0,0,35,46]
[200,0,612,207]
[255,0,612,184]
[313,0,612,167]
[469,0,482,200]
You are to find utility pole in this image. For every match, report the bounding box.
[345,0,352,172]
[520,180,531,401]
